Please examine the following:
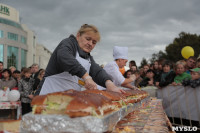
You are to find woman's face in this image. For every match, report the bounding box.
[176,64,185,75]
[163,65,170,73]
[154,61,159,69]
[131,66,137,71]
[143,65,149,73]
[3,71,9,78]
[126,72,132,78]
[24,72,32,78]
[77,31,98,53]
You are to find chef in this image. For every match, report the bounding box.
[103,46,136,89]
[36,24,125,95]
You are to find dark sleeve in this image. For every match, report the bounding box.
[190,79,200,88]
[139,78,149,87]
[159,71,176,87]
[89,57,112,87]
[33,78,40,91]
[45,38,87,78]
[182,79,191,86]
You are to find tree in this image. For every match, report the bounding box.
[148,32,200,64]
[165,32,200,62]
[139,57,148,69]
[149,50,167,64]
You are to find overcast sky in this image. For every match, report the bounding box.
[1,0,200,66]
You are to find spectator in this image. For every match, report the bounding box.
[140,64,149,79]
[0,61,3,79]
[33,69,45,94]
[30,63,39,79]
[21,67,26,79]
[153,60,162,83]
[130,65,137,72]
[182,68,200,88]
[172,61,191,85]
[124,70,133,78]
[149,63,154,70]
[139,69,155,87]
[185,56,197,73]
[9,66,16,76]
[124,70,135,86]
[18,68,35,115]
[129,60,137,69]
[196,59,200,68]
[0,69,16,90]
[12,70,21,87]
[134,70,143,88]
[156,60,176,88]
[158,59,165,72]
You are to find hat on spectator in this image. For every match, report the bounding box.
[113,46,128,60]
[190,68,200,74]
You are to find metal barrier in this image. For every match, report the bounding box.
[156,85,200,129]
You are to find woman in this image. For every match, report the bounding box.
[18,68,34,115]
[0,69,16,90]
[32,69,45,93]
[36,24,124,95]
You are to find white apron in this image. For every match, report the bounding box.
[40,52,91,95]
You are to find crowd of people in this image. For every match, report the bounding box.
[123,56,200,89]
[0,62,45,115]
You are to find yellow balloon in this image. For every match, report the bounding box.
[181,46,194,59]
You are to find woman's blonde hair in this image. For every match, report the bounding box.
[77,24,100,41]
[175,60,186,70]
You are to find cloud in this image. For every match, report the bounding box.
[2,0,200,66]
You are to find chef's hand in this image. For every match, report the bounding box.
[82,74,97,90]
[105,80,126,94]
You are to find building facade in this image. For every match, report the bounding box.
[0,3,51,70]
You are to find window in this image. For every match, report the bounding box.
[0,18,23,29]
[7,46,18,69]
[21,36,27,44]
[0,44,3,62]
[33,54,35,63]
[21,49,27,68]
[33,36,35,48]
[0,30,3,38]
[8,32,18,41]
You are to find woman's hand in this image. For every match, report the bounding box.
[82,74,97,90]
[28,95,34,99]
[105,80,126,93]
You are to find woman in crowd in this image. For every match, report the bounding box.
[140,64,149,79]
[18,68,35,115]
[0,69,16,90]
[172,61,191,85]
[36,24,124,95]
[153,60,162,83]
[139,69,155,87]
[156,60,176,88]
[33,69,45,94]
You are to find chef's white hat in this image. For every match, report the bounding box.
[113,46,128,60]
